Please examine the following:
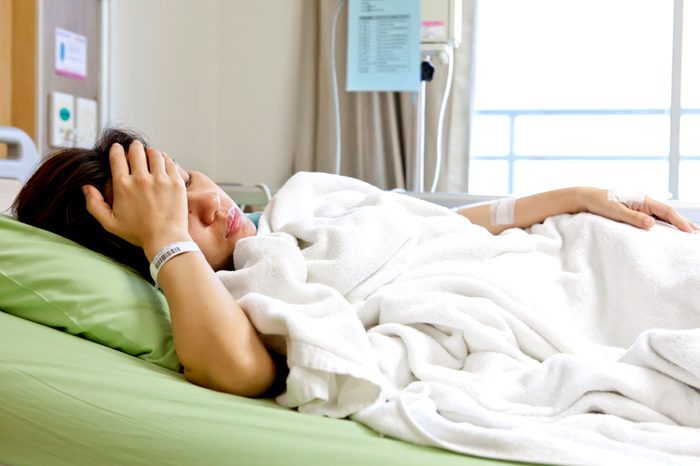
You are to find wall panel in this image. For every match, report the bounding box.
[38,0,100,156]
[108,0,306,187]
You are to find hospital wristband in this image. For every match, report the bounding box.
[149,241,202,287]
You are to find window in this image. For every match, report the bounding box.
[469,0,700,200]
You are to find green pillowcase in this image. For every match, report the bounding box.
[0,214,181,371]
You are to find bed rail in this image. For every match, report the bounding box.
[0,127,40,214]
[0,126,39,182]
[218,182,273,209]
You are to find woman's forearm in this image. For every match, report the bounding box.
[156,251,275,397]
[456,187,584,234]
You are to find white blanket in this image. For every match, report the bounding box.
[218,172,700,466]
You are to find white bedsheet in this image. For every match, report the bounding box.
[218,172,700,466]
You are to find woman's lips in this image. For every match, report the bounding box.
[226,206,242,238]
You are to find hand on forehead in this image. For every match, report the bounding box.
[110,141,189,184]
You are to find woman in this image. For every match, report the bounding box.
[12,128,697,397]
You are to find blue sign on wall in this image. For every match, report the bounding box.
[346,0,420,92]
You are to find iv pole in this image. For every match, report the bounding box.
[410,59,435,192]
[408,0,462,193]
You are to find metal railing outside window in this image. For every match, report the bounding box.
[471,108,700,196]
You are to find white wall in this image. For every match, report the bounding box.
[107,0,304,187]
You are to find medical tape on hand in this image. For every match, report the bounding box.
[489,198,516,226]
[607,188,646,209]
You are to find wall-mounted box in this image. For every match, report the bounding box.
[49,91,75,148]
[76,97,97,148]
[420,0,462,46]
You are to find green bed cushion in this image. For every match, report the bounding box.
[0,214,180,371]
[0,311,513,466]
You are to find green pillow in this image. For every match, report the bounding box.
[0,214,181,371]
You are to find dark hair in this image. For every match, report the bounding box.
[12,128,153,281]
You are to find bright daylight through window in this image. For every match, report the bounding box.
[469,0,700,201]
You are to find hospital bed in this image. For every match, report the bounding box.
[0,127,520,466]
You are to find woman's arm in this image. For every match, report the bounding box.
[152,248,275,397]
[456,187,698,235]
[84,141,275,397]
[456,187,582,235]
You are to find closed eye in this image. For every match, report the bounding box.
[185,172,192,188]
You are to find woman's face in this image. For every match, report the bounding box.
[176,167,257,271]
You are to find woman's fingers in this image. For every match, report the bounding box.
[619,197,698,233]
[649,201,696,233]
[126,140,149,175]
[162,151,180,179]
[146,147,166,175]
[616,203,655,229]
[108,143,129,179]
[83,185,114,230]
[112,140,169,179]
[580,188,697,233]
[162,152,174,173]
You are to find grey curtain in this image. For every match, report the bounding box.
[294,0,475,192]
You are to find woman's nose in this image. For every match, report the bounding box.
[187,191,221,225]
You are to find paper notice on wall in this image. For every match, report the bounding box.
[55,28,87,80]
[346,0,420,92]
[421,20,447,41]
